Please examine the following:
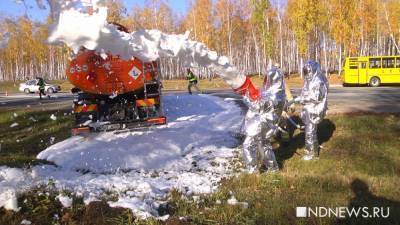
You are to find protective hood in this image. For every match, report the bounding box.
[261,66,286,104]
[263,67,278,89]
[299,60,329,124]
[303,60,321,81]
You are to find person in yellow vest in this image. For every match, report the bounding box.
[37,77,47,100]
[186,68,201,95]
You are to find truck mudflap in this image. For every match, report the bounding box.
[71,116,167,136]
[73,104,98,113]
[71,126,91,136]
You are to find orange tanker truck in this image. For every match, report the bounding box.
[68,24,166,135]
[66,23,261,135]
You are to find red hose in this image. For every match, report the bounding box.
[234,76,260,101]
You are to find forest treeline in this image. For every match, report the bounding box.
[0,0,400,81]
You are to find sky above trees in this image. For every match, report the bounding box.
[0,0,191,21]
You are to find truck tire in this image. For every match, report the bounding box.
[369,77,380,87]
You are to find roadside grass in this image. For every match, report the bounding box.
[56,80,74,92]
[0,74,343,94]
[162,74,342,91]
[0,112,399,224]
[0,81,19,93]
[163,78,231,91]
[0,80,73,94]
[0,108,74,167]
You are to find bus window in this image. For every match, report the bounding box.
[350,65,358,69]
[396,58,400,68]
[369,58,381,69]
[383,58,395,68]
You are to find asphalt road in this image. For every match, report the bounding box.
[209,87,400,114]
[0,92,74,111]
[1,87,400,113]
[300,87,400,114]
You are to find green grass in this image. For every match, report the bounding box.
[0,108,74,167]
[163,115,400,225]
[0,112,399,224]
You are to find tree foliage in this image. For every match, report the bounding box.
[1,0,400,81]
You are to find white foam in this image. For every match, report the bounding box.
[45,0,246,89]
[57,194,73,208]
[0,94,243,218]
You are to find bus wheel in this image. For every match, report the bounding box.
[369,77,380,87]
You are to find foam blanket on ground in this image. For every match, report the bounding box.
[0,94,243,218]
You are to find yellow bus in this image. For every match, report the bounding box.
[343,56,400,87]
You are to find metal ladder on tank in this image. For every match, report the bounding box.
[142,60,163,120]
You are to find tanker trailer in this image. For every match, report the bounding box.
[67,25,166,135]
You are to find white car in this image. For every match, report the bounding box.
[19,79,61,94]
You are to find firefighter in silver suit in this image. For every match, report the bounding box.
[295,60,329,160]
[242,65,286,172]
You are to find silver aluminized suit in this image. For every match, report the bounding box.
[242,67,286,172]
[296,61,329,160]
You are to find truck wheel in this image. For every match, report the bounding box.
[47,88,54,93]
[24,88,30,94]
[369,77,380,87]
